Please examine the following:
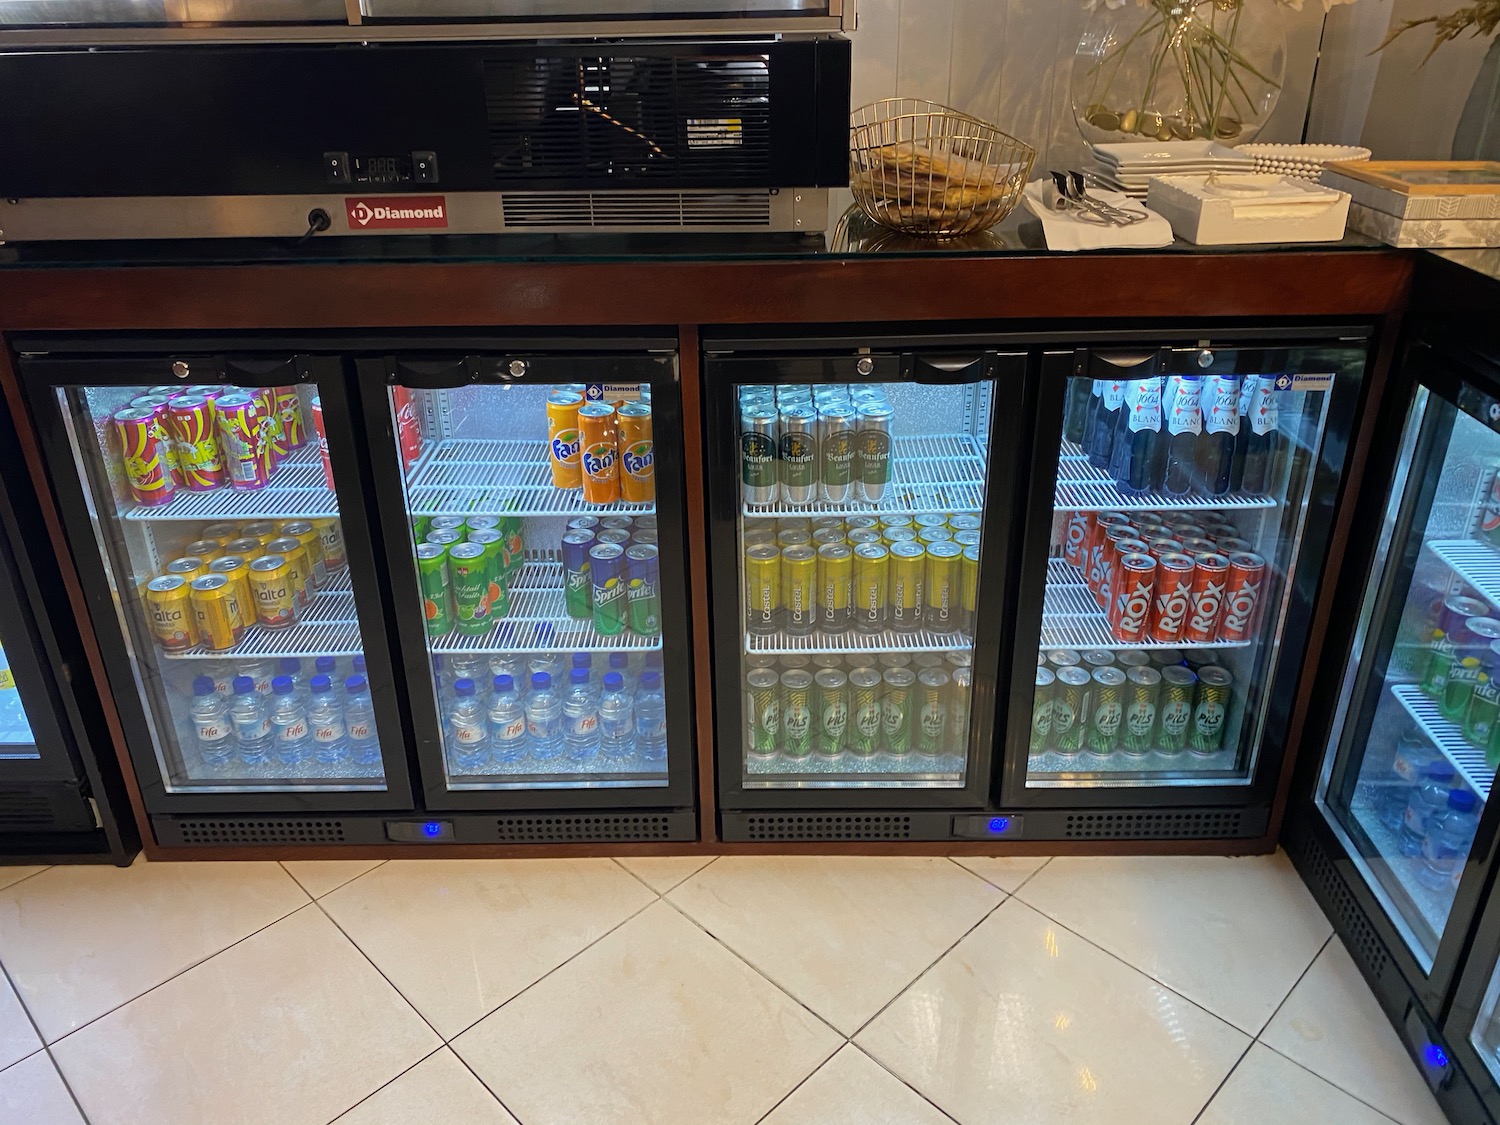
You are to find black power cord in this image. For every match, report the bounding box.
[298,208,332,244]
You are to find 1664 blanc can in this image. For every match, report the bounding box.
[146,575,194,652]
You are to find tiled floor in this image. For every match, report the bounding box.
[0,851,1451,1125]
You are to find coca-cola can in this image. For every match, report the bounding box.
[1215,536,1253,556]
[1182,551,1231,644]
[392,385,425,471]
[1086,515,1132,605]
[1149,553,1196,643]
[310,395,336,491]
[1109,552,1158,644]
[1063,510,1092,569]
[1219,551,1267,643]
[1100,526,1144,611]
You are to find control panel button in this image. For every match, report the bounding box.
[412,151,439,184]
[324,151,351,184]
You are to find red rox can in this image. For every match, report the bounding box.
[1101,528,1146,612]
[1063,510,1091,570]
[1216,536,1253,556]
[1182,551,1231,644]
[1109,553,1158,643]
[1085,514,1131,598]
[1220,551,1267,643]
[1149,552,1196,643]
[1180,537,1219,558]
[1146,537,1185,558]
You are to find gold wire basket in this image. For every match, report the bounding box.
[849,99,1036,238]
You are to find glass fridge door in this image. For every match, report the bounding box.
[1320,382,1500,972]
[1016,347,1353,792]
[42,363,409,802]
[379,355,693,802]
[716,353,1008,796]
[0,630,39,759]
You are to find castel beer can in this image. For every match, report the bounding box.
[618,402,655,503]
[146,575,194,652]
[1109,552,1157,644]
[782,545,818,635]
[579,402,621,505]
[1149,553,1196,644]
[924,541,962,632]
[167,395,225,491]
[1219,552,1266,643]
[816,543,852,634]
[854,544,889,633]
[889,542,926,632]
[547,391,584,489]
[189,573,244,651]
[114,408,177,507]
[215,393,270,491]
[1181,551,1231,644]
[960,545,980,636]
[247,555,298,629]
[745,544,781,634]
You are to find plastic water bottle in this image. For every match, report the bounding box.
[571,652,595,688]
[190,674,233,769]
[353,654,367,677]
[447,656,486,702]
[279,657,306,699]
[1379,727,1440,832]
[529,653,562,682]
[526,671,563,761]
[345,675,380,768]
[308,674,348,765]
[1418,788,1481,890]
[489,674,528,764]
[489,655,525,695]
[607,652,634,696]
[315,655,338,682]
[449,678,490,773]
[270,675,312,768]
[1400,764,1458,856]
[241,659,276,695]
[203,660,235,697]
[564,666,601,762]
[635,670,667,764]
[598,671,635,762]
[229,675,274,768]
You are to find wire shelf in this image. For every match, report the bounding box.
[161,588,365,660]
[742,434,987,517]
[745,625,973,656]
[1055,441,1277,513]
[119,447,337,522]
[428,562,663,655]
[1392,683,1494,802]
[743,750,966,786]
[405,439,655,518]
[1041,558,1253,651]
[1429,540,1500,609]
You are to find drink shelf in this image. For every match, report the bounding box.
[1041,559,1253,652]
[1026,744,1237,784]
[744,750,965,786]
[161,588,364,660]
[1391,683,1494,801]
[1056,441,1276,514]
[405,439,655,519]
[429,561,662,655]
[119,447,337,522]
[448,757,668,790]
[1429,540,1500,608]
[745,625,972,656]
[742,434,986,518]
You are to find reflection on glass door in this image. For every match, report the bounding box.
[732,377,991,789]
[0,631,38,758]
[390,380,671,790]
[56,381,392,792]
[1022,361,1334,788]
[1322,387,1497,969]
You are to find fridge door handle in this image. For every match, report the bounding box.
[389,356,482,388]
[223,357,301,386]
[902,352,991,384]
[1077,348,1170,377]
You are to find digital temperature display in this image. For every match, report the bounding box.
[353,154,412,184]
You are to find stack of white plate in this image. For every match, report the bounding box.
[1234,143,1373,181]
[1087,140,1256,199]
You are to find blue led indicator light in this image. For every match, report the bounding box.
[423,822,443,838]
[988,817,1010,834]
[1424,1044,1449,1069]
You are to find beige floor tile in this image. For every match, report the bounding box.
[762,1045,957,1125]
[0,1051,84,1125]
[281,859,385,899]
[52,905,438,1125]
[0,970,40,1071]
[1198,1043,1397,1125]
[668,856,1001,1035]
[951,856,1051,893]
[0,857,309,1042]
[454,900,841,1125]
[0,866,47,891]
[856,898,1249,1125]
[333,1049,518,1125]
[321,859,655,1038]
[1262,940,1448,1125]
[1015,851,1331,1033]
[614,855,715,893]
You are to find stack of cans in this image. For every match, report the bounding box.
[560,515,661,640]
[739,383,895,508]
[412,515,526,639]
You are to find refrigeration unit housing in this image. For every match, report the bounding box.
[0,37,850,241]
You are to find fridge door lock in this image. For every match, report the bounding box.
[507,359,528,378]
[171,360,190,379]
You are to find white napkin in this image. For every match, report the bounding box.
[1023,180,1175,252]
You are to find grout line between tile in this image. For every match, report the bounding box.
[0,867,54,895]
[0,960,92,1125]
[1187,1037,1256,1125]
[1252,931,1333,1039]
[280,858,389,901]
[1254,1041,1410,1125]
[749,1046,842,1125]
[318,1043,448,1125]
[609,855,719,897]
[846,1043,964,1125]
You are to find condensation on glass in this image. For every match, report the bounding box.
[388,381,669,791]
[56,383,389,793]
[733,378,992,790]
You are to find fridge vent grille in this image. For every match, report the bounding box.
[1062,810,1247,839]
[1286,821,1389,983]
[170,819,350,846]
[743,814,913,841]
[502,191,773,230]
[0,792,59,831]
[491,815,675,842]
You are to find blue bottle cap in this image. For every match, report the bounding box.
[280,658,301,674]
[316,656,337,673]
[192,675,216,695]
[455,678,475,696]
[610,652,630,669]
[573,652,592,668]
[571,667,590,684]
[1450,789,1478,813]
[353,655,367,673]
[1429,764,1457,782]
[232,675,255,694]
[603,672,624,692]
[272,675,295,694]
[532,671,552,690]
[345,674,368,694]
[640,671,661,689]
[493,674,514,693]
[310,674,332,693]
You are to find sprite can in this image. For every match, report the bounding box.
[814,669,849,755]
[917,668,950,755]
[1443,656,1483,723]
[1189,666,1233,756]
[561,530,594,620]
[746,668,780,756]
[781,670,814,758]
[625,544,662,637]
[1121,666,1162,756]
[849,668,882,756]
[1157,665,1197,753]
[416,543,453,637]
[1032,667,1055,750]
[1421,630,1458,697]
[590,543,628,637]
[1465,672,1500,747]
[1051,666,1091,753]
[449,542,493,636]
[1087,667,1126,754]
[882,667,916,755]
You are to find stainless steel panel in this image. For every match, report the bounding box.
[0,0,344,25]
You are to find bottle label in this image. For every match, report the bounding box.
[1202,375,1242,437]
[1125,378,1162,433]
[495,717,526,742]
[347,718,373,741]
[1238,374,1258,417]
[1165,376,1202,436]
[641,719,667,740]
[567,713,599,739]
[277,718,309,743]
[1249,379,1279,437]
[455,721,486,745]
[1090,380,1103,400]
[527,717,555,739]
[234,714,271,740]
[197,719,229,742]
[313,719,346,744]
[1404,803,1428,836]
[1102,380,1127,411]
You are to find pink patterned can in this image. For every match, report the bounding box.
[215,393,271,491]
